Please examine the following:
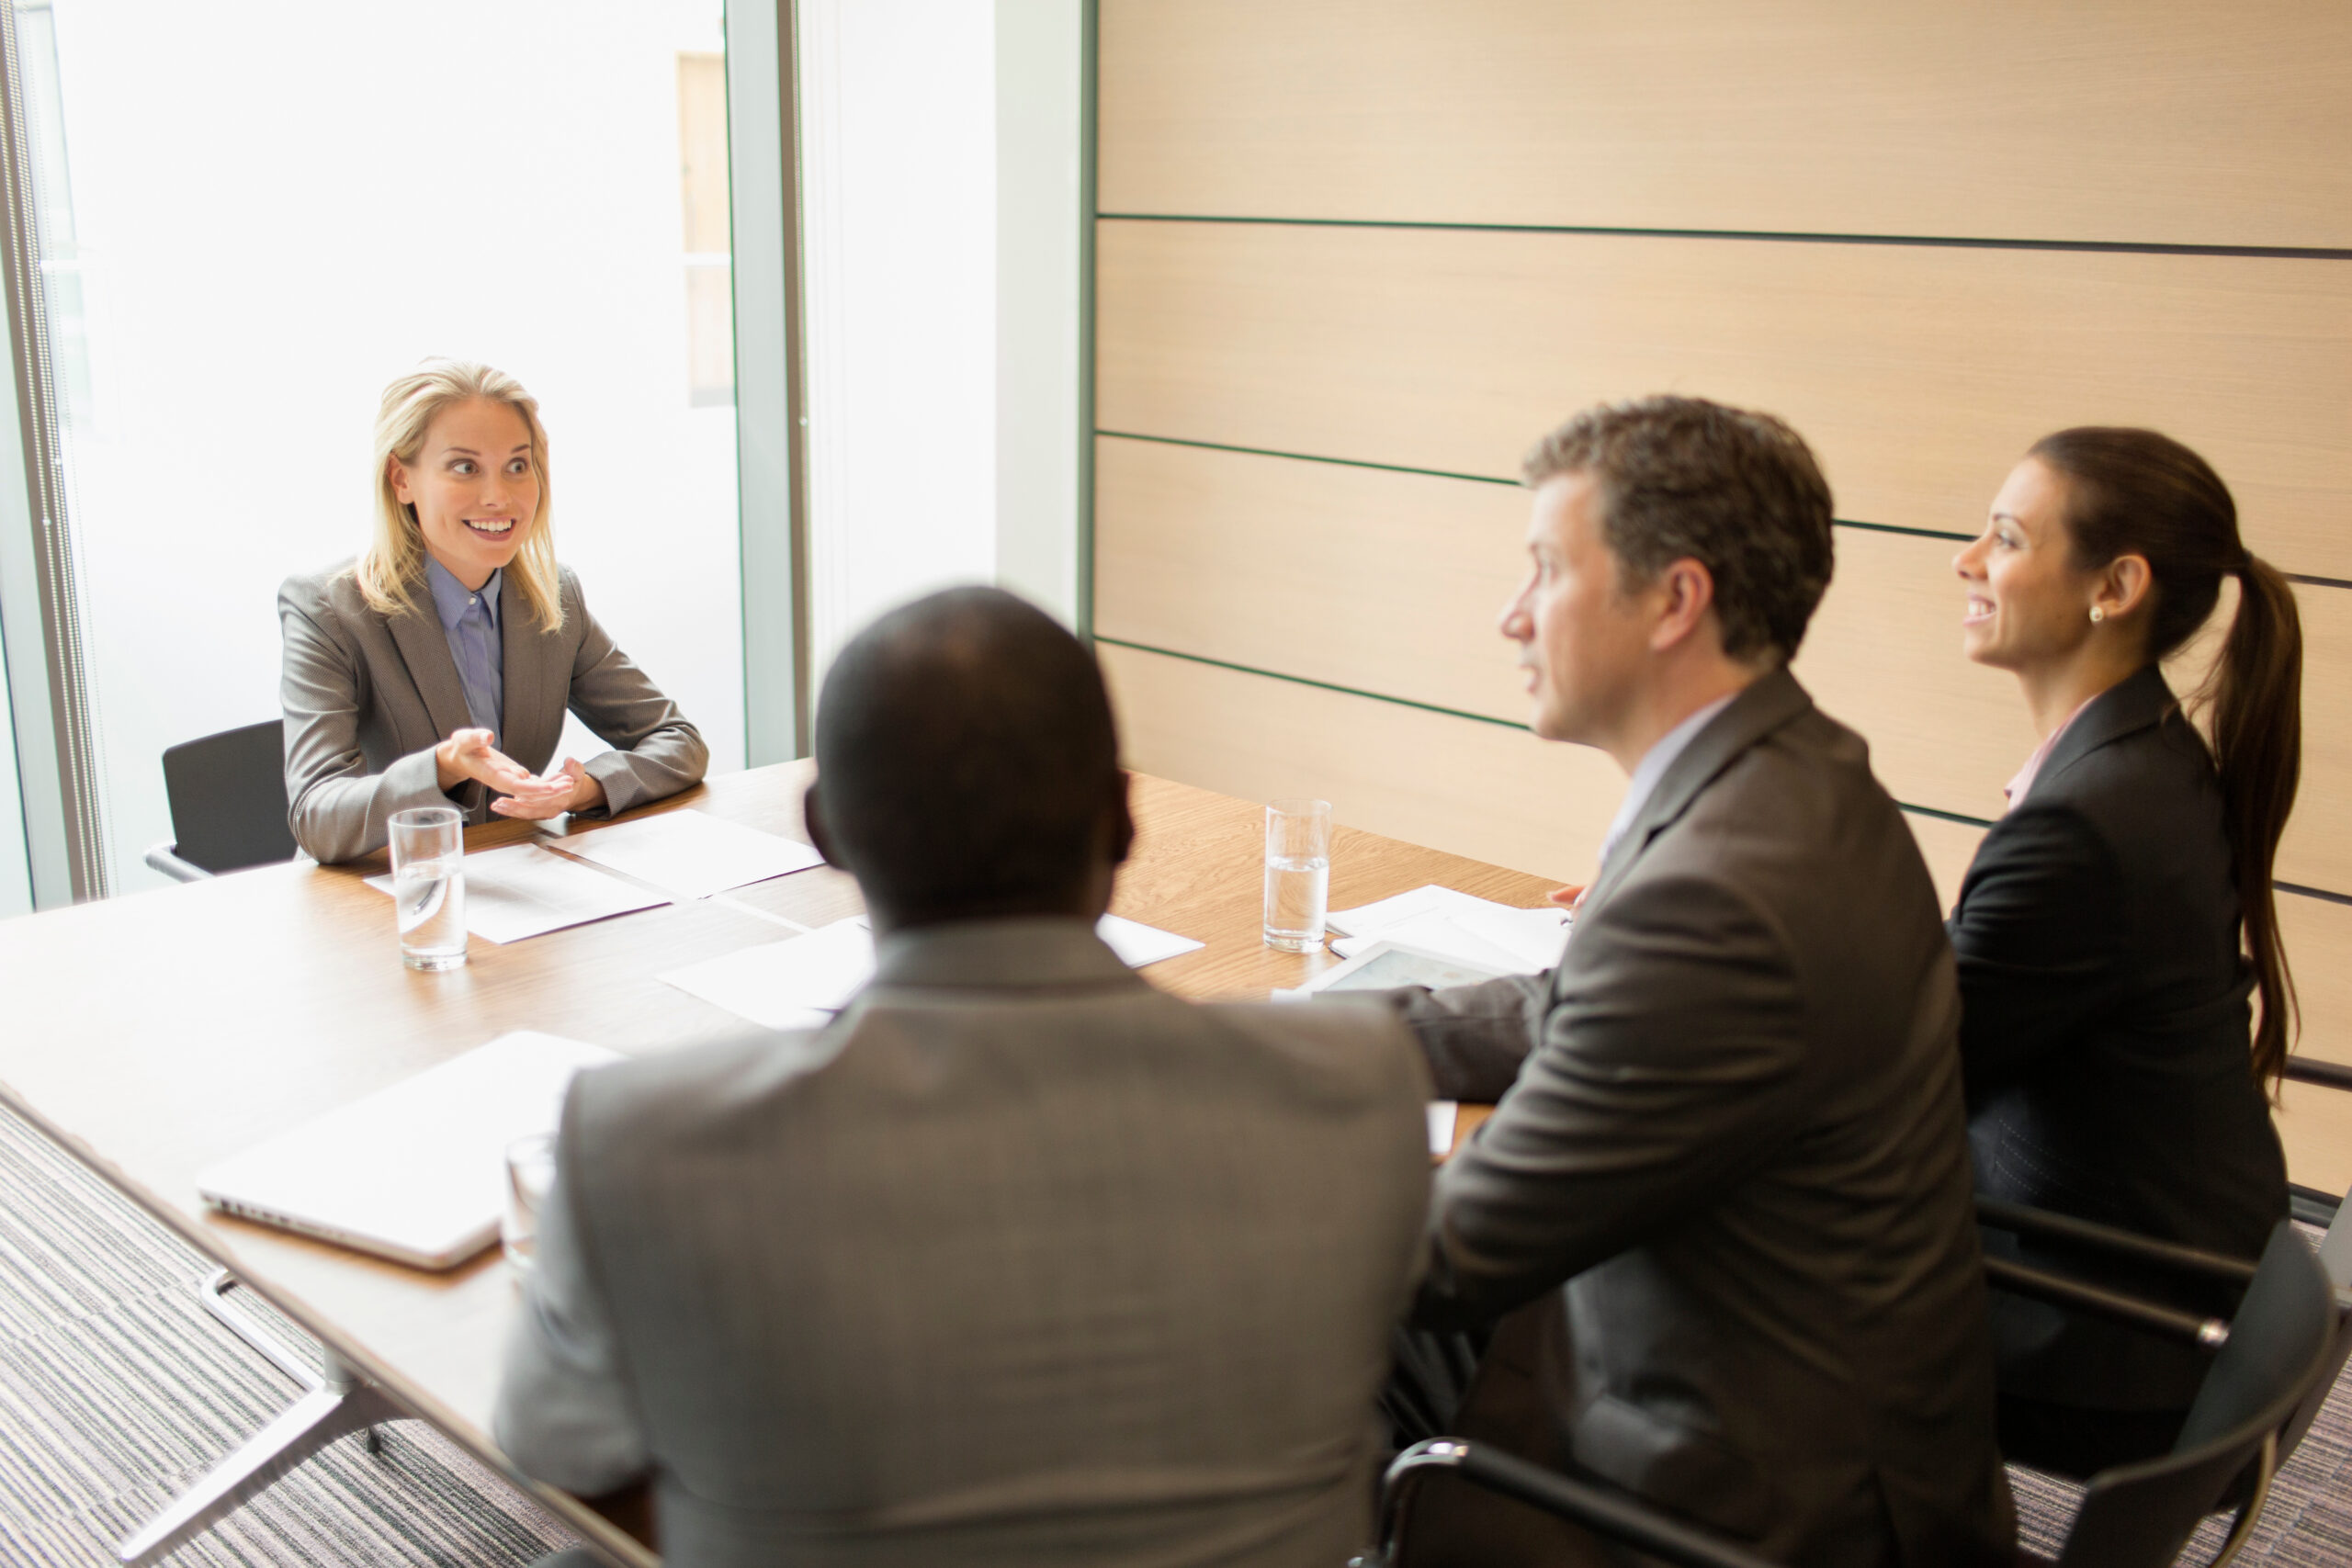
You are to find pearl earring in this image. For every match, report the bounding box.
[2089,606,2106,624]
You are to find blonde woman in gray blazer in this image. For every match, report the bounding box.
[279,360,706,863]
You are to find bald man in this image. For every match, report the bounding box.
[495,587,1433,1568]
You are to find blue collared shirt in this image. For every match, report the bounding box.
[1595,694,1736,872]
[424,557,504,743]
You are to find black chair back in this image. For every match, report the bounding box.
[161,720,297,874]
[2054,1221,2334,1568]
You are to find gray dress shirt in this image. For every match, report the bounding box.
[424,558,504,742]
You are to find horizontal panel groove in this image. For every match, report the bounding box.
[1095,430,1516,489]
[1097,433,1980,544]
[1099,211,2352,265]
[1092,636,1528,732]
[1096,636,2352,908]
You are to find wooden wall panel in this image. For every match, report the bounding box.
[1094,436,2352,891]
[1096,219,2352,579]
[2278,1082,2352,1201]
[1094,435,1529,721]
[1100,2,2352,250]
[1905,814,1985,916]
[1100,641,1621,887]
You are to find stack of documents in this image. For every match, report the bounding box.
[366,842,669,944]
[1326,885,1570,975]
[660,913,1206,1032]
[548,809,825,898]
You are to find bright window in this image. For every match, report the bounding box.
[24,0,742,890]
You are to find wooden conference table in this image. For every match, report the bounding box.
[0,761,1554,1567]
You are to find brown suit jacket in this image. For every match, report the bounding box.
[1395,670,2012,1567]
[277,560,707,863]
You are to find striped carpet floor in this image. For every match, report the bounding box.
[0,1094,2347,1566]
[0,1099,577,1566]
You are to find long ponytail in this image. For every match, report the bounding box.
[2030,429,2303,1094]
[2211,556,2302,1089]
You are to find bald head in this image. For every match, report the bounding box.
[804,587,1130,931]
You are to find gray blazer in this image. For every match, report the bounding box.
[495,918,1433,1568]
[277,561,707,863]
[1394,670,2012,1566]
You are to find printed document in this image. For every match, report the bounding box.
[548,808,825,900]
[1327,885,1568,975]
[366,841,668,945]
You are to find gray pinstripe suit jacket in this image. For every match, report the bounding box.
[495,918,1433,1568]
[277,560,707,863]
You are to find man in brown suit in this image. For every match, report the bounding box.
[1383,397,2013,1566]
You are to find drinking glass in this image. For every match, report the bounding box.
[389,807,467,971]
[503,1133,558,1275]
[1262,798,1332,952]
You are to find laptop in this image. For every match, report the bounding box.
[197,1032,620,1270]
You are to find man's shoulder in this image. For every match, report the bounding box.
[1195,995,1430,1096]
[1667,701,1904,863]
[568,1026,842,1149]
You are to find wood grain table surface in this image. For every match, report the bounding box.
[0,761,1555,1558]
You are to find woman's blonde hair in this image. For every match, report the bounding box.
[353,359,563,631]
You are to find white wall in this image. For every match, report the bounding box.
[797,0,1083,691]
[42,0,742,894]
[995,0,1084,625]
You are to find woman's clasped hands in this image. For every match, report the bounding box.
[433,727,607,820]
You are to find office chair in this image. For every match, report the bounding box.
[2278,1179,2352,1461]
[144,719,298,881]
[1354,1220,2335,1568]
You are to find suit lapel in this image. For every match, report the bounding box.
[383,590,478,747]
[1579,667,1815,915]
[500,587,556,772]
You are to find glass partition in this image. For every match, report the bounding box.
[18,0,742,891]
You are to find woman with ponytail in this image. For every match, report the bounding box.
[1950,427,2299,1477]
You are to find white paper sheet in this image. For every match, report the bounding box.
[1428,1101,1459,1157]
[661,914,1205,1032]
[548,808,825,900]
[659,917,876,1032]
[367,842,670,945]
[1327,885,1569,975]
[1096,913,1204,968]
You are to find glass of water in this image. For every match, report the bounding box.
[1263,797,1331,953]
[503,1133,558,1276]
[388,807,467,971]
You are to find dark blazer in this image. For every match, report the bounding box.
[1951,664,2288,1411]
[496,919,1434,1568]
[1393,670,2011,1567]
[278,560,707,863]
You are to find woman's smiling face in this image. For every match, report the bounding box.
[390,398,540,590]
[1954,457,2100,673]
